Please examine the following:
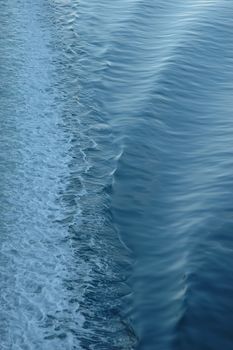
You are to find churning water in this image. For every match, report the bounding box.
[0,0,233,349]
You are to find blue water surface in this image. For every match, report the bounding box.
[0,0,233,349]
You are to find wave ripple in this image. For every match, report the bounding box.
[0,0,233,349]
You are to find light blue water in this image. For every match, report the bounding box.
[0,0,233,349]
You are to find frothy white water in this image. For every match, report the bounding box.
[0,0,135,349]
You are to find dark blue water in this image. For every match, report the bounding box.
[0,0,233,349]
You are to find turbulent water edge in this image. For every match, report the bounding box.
[0,0,233,349]
[0,1,135,349]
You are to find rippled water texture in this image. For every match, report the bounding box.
[0,0,233,349]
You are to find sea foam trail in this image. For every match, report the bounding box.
[0,1,85,348]
[0,0,135,349]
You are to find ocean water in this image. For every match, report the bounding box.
[0,0,233,349]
